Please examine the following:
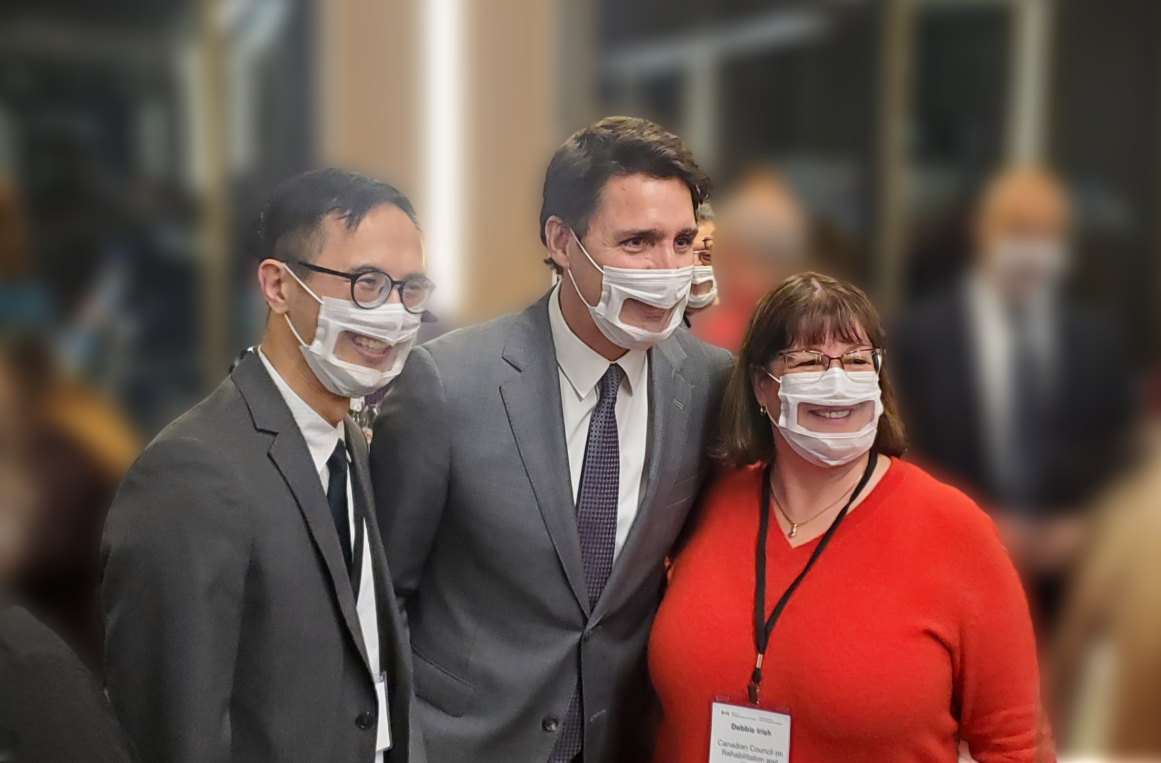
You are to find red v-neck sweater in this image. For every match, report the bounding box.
[648,459,1053,763]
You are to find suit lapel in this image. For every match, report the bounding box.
[953,286,988,478]
[233,354,372,678]
[499,295,592,617]
[592,336,692,620]
[345,415,415,706]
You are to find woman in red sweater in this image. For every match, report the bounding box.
[649,272,1052,763]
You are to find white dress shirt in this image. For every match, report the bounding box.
[964,275,1056,499]
[548,284,649,561]
[258,349,384,763]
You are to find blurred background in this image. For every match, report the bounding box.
[0,0,1159,757]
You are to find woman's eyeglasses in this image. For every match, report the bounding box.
[776,348,884,375]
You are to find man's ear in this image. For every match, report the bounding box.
[257,259,292,315]
[544,216,573,272]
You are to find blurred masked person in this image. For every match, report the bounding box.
[650,273,1051,763]
[688,170,810,353]
[0,349,133,763]
[371,117,732,763]
[103,170,428,763]
[685,202,717,319]
[891,167,1133,633]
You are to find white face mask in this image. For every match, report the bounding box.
[989,237,1069,289]
[566,232,693,351]
[766,366,883,467]
[283,265,422,399]
[686,265,718,309]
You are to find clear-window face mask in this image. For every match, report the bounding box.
[282,264,422,399]
[764,366,884,467]
[687,265,718,309]
[566,231,694,351]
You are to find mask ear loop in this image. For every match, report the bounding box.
[280,262,325,304]
[280,263,323,347]
[571,230,605,274]
[566,231,604,310]
[763,368,789,428]
[284,313,312,348]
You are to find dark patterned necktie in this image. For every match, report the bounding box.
[551,363,624,763]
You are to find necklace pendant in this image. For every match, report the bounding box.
[788,524,798,538]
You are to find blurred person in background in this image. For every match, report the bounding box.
[650,273,1050,762]
[372,117,731,763]
[0,170,140,674]
[1052,384,1161,754]
[685,202,717,318]
[689,169,811,353]
[0,348,36,603]
[0,346,133,763]
[102,169,427,763]
[891,167,1134,639]
[6,334,138,674]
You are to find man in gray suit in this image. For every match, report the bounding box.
[103,170,432,763]
[372,117,732,762]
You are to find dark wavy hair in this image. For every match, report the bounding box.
[715,272,908,468]
[540,116,711,272]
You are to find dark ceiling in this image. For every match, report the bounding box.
[599,0,872,47]
[0,0,188,33]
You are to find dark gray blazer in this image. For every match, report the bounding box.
[102,352,418,763]
[371,293,732,763]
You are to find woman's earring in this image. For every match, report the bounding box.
[758,404,768,417]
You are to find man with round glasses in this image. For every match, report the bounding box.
[102,169,425,763]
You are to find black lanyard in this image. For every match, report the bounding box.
[748,450,879,704]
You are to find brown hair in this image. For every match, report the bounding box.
[716,272,908,468]
[540,116,711,272]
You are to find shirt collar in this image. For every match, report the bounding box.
[547,283,648,399]
[256,347,345,475]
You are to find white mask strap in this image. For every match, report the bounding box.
[283,313,311,349]
[566,231,602,310]
[280,263,323,349]
[571,230,605,274]
[281,262,324,305]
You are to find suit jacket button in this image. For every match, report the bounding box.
[356,711,375,730]
[542,715,560,732]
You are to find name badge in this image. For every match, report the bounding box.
[709,701,790,763]
[375,672,392,752]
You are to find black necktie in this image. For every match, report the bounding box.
[551,363,624,763]
[326,441,354,581]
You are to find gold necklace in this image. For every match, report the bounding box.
[769,474,859,539]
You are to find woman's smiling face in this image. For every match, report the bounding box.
[757,324,879,435]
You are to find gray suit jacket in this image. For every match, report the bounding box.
[371,293,731,763]
[102,352,418,763]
